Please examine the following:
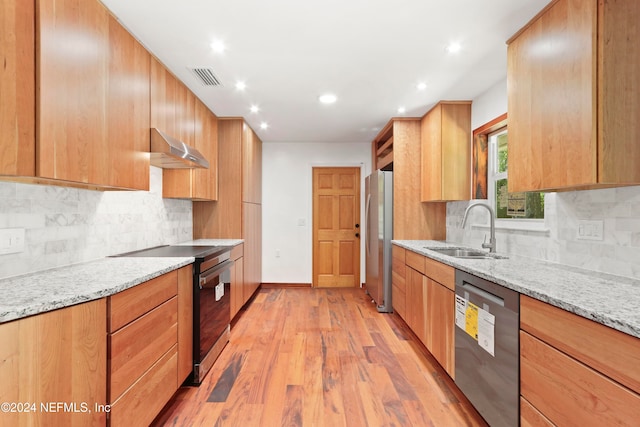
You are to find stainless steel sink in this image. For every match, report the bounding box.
[425,247,508,259]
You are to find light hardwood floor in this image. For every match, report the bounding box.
[153,287,488,426]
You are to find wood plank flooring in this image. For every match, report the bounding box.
[152,287,488,427]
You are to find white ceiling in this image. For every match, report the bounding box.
[100,0,550,143]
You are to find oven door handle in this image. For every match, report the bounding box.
[199,259,234,289]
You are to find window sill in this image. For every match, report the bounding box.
[469,221,550,236]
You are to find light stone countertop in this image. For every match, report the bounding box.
[0,240,244,324]
[0,257,194,324]
[393,240,640,339]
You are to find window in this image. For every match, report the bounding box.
[487,128,544,220]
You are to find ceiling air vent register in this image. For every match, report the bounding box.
[190,68,223,87]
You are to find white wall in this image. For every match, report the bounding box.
[471,78,507,130]
[0,167,192,279]
[448,77,640,279]
[262,142,372,283]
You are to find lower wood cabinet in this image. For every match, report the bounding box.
[107,266,192,426]
[0,299,107,427]
[230,244,245,320]
[520,295,640,426]
[392,245,455,378]
[391,245,406,317]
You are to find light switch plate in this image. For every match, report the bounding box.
[577,220,604,241]
[0,228,26,255]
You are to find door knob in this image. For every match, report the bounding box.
[355,223,360,228]
[355,233,360,238]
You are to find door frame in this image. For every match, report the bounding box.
[310,164,365,287]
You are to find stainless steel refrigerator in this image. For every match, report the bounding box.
[365,170,393,313]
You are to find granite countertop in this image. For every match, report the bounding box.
[0,239,244,324]
[0,257,194,324]
[393,240,640,339]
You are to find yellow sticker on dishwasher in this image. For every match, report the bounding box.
[465,302,479,340]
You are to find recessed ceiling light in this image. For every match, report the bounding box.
[319,94,337,104]
[235,81,246,91]
[210,40,226,54]
[417,82,427,91]
[397,106,406,114]
[260,122,269,130]
[446,42,462,54]
[250,105,260,113]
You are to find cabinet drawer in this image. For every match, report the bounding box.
[231,243,243,260]
[424,257,454,290]
[521,295,640,393]
[405,250,425,274]
[520,397,553,427]
[109,345,178,427]
[521,331,640,426]
[109,297,178,399]
[109,270,177,332]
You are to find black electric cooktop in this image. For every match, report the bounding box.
[113,245,231,260]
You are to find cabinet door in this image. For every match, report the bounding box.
[0,299,107,426]
[37,0,110,184]
[406,267,427,345]
[107,15,150,190]
[150,57,177,137]
[243,122,262,204]
[421,102,471,202]
[0,0,35,176]
[426,278,455,378]
[231,256,244,319]
[391,245,406,318]
[243,202,262,303]
[192,98,218,200]
[507,0,597,191]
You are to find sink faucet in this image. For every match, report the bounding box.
[461,202,496,253]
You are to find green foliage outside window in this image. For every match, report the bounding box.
[492,131,544,220]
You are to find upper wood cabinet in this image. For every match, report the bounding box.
[243,123,262,204]
[420,101,471,202]
[507,0,640,192]
[0,0,35,177]
[152,58,219,201]
[374,119,446,240]
[1,0,151,189]
[106,14,150,191]
[37,0,111,185]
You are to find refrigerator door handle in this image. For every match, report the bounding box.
[365,193,371,257]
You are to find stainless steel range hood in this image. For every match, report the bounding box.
[150,128,209,169]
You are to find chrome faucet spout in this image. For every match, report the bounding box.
[461,202,496,253]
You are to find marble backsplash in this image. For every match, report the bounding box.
[0,166,192,279]
[446,185,640,280]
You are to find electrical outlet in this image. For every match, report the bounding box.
[577,220,604,241]
[275,249,280,258]
[0,228,26,255]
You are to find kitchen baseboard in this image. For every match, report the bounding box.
[260,283,312,288]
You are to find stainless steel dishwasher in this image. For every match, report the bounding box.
[454,269,519,427]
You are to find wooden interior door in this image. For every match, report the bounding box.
[312,167,361,287]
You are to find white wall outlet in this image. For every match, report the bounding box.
[577,220,604,241]
[0,228,26,255]
[275,249,280,258]
[297,218,306,226]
